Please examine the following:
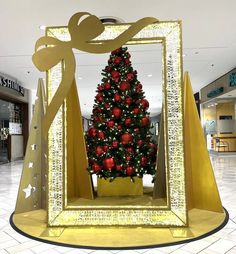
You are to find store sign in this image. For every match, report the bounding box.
[207,86,224,98]
[229,72,236,87]
[9,122,22,135]
[0,74,24,96]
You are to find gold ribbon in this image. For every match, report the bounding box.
[32,12,158,132]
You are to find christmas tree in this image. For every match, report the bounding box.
[86,47,157,179]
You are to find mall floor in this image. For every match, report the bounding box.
[0,156,236,254]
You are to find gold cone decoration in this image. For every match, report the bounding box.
[15,79,47,214]
[184,72,223,212]
[66,80,94,200]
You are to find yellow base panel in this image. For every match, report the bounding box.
[97,177,143,197]
[67,187,166,207]
[11,209,227,248]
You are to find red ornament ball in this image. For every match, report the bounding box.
[95,93,103,102]
[149,143,157,154]
[93,107,102,113]
[141,99,149,110]
[126,156,132,161]
[103,158,115,170]
[125,117,132,126]
[112,48,121,55]
[114,56,122,65]
[112,107,122,118]
[105,66,112,72]
[97,116,103,122]
[117,125,122,130]
[132,108,140,114]
[95,146,104,156]
[134,128,139,133]
[136,88,142,93]
[114,93,121,102]
[104,103,110,109]
[115,165,122,171]
[97,131,105,139]
[97,85,104,91]
[111,70,120,80]
[125,96,133,105]
[126,147,134,153]
[141,117,150,126]
[103,145,109,151]
[136,83,143,93]
[149,143,157,149]
[126,166,134,176]
[141,156,148,166]
[120,81,130,91]
[121,132,132,144]
[127,73,135,81]
[92,163,101,173]
[125,58,130,64]
[104,82,111,90]
[107,120,115,128]
[137,139,143,147]
[88,127,97,137]
[112,140,119,148]
[136,83,143,89]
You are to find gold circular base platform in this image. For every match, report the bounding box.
[10,208,228,249]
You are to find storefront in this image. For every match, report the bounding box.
[200,67,236,153]
[0,73,30,163]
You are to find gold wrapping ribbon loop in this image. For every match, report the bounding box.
[69,14,159,53]
[32,12,159,133]
[68,12,105,44]
[33,37,75,133]
[33,38,68,72]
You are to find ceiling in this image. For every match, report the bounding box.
[0,0,236,117]
[218,89,236,100]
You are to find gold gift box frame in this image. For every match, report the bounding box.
[46,20,186,227]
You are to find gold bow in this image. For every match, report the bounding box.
[32,12,158,133]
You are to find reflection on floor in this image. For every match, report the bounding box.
[68,186,167,207]
[0,156,236,253]
[0,149,8,164]
[210,150,236,157]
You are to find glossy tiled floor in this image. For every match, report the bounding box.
[0,156,236,254]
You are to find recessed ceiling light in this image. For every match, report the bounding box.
[211,64,214,67]
[99,16,125,24]
[228,95,232,97]
[39,25,46,30]
[182,54,186,57]
[147,74,152,77]
[78,77,83,80]
[195,51,199,54]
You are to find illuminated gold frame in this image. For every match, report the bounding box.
[46,21,186,227]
